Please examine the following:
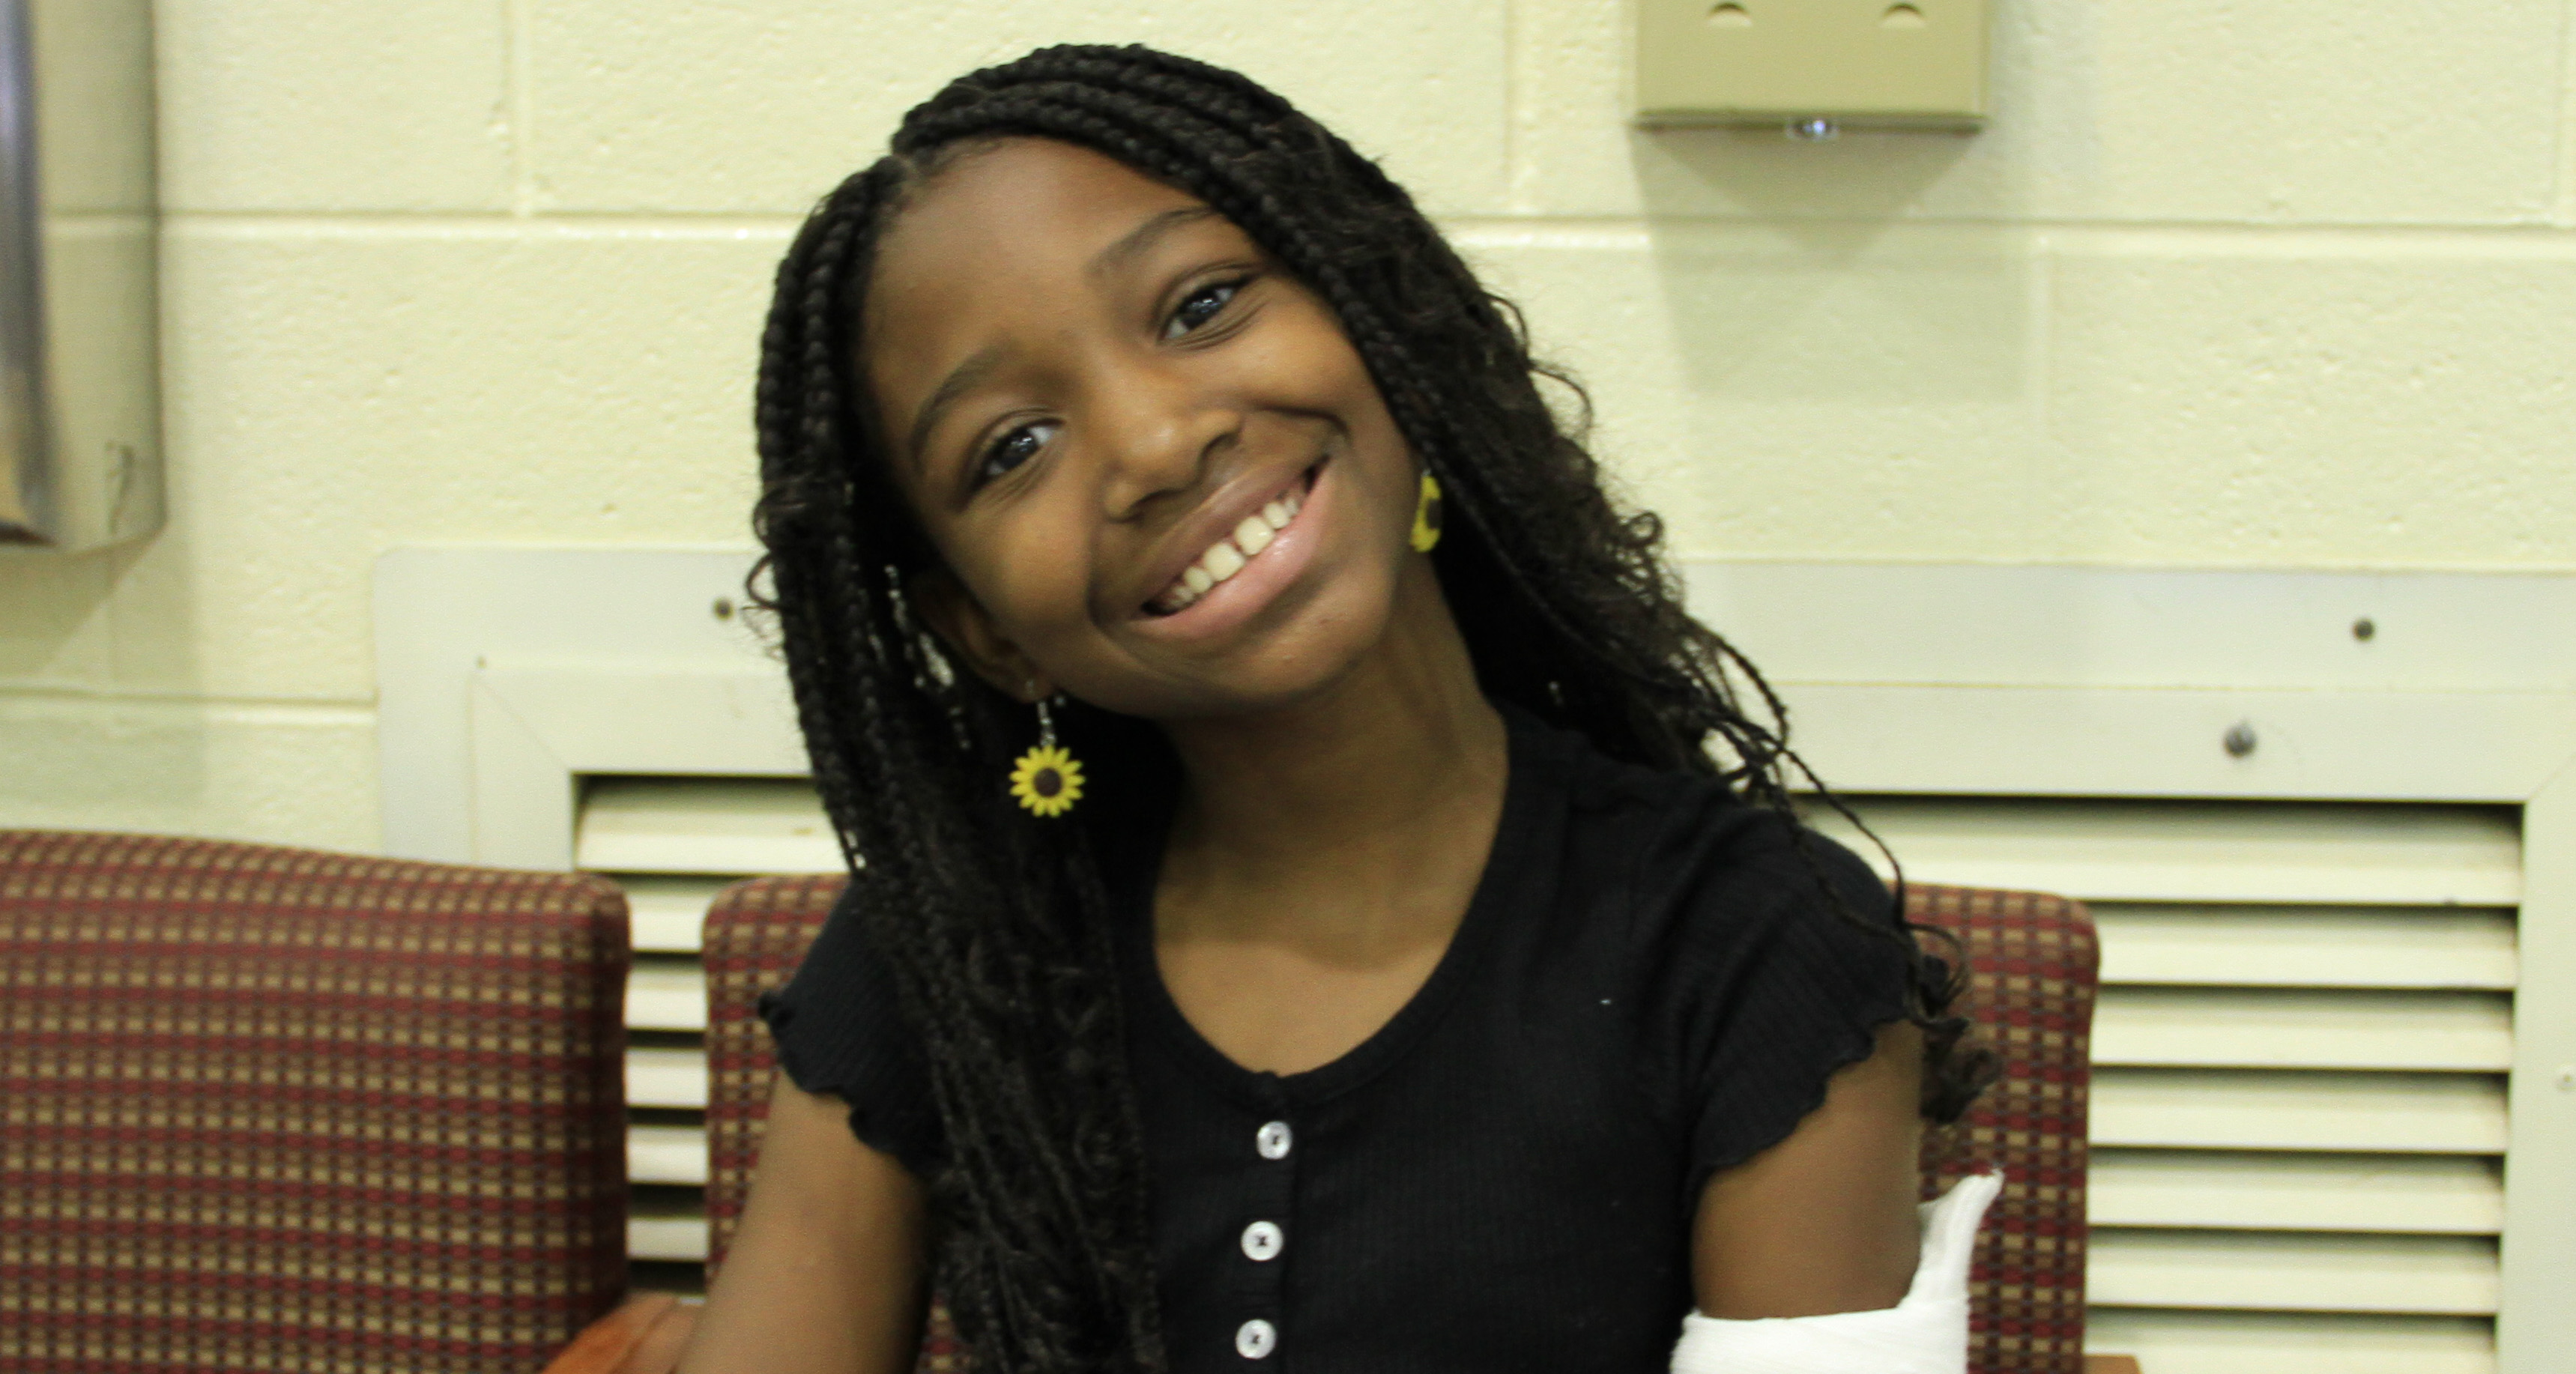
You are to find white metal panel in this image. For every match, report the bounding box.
[2090,1070,2507,1154]
[2499,769,2576,1358]
[629,1210,710,1263]
[629,1047,709,1110]
[1812,797,2522,905]
[1676,561,2576,697]
[2089,1150,2504,1234]
[2083,1310,2494,1374]
[623,874,729,953]
[1782,686,2576,804]
[578,777,840,875]
[2092,904,2517,990]
[629,1122,710,1186]
[2087,1230,2500,1315]
[628,959,707,1032]
[375,548,775,864]
[2091,987,2513,1072]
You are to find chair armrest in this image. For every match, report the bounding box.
[545,1292,703,1374]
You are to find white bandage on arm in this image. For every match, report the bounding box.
[1669,1171,2002,1374]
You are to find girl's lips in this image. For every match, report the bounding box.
[1143,464,1319,615]
[1128,461,1331,640]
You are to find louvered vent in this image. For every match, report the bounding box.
[578,775,841,1269]
[1813,796,2517,1374]
[582,772,2521,1374]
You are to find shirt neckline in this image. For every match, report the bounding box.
[1113,706,1564,1111]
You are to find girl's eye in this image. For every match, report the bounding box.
[1162,280,1242,340]
[975,420,1059,488]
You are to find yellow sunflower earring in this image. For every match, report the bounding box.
[1410,470,1444,553]
[1008,694,1085,818]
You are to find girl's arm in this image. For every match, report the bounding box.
[1690,1021,1926,1318]
[678,1074,931,1374]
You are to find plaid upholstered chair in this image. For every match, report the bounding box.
[575,875,2127,1374]
[0,831,632,1374]
[1908,885,2111,1374]
[701,876,969,1372]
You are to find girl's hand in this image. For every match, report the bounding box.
[678,1074,930,1374]
[1690,1021,1926,1318]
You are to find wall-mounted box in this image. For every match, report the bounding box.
[1636,0,1991,130]
[1,0,160,550]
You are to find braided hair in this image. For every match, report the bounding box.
[750,43,1989,1374]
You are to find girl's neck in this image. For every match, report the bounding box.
[1158,558,1506,898]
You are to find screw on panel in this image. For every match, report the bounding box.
[2223,722,2258,758]
[2352,617,2376,641]
[712,597,736,620]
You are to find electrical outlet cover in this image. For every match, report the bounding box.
[1635,0,1989,127]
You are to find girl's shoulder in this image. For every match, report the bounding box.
[1518,707,1890,935]
[1520,722,1915,1187]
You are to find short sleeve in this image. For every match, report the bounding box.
[758,881,946,1177]
[1630,801,1916,1202]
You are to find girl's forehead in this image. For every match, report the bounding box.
[874,139,1220,299]
[862,139,1250,387]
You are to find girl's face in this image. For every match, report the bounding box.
[862,137,1427,722]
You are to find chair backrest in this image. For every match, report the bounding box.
[1908,884,2101,1374]
[703,877,2097,1374]
[0,831,632,1374]
[700,874,970,1371]
[701,873,846,1277]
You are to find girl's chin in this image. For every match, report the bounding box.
[1098,571,1417,723]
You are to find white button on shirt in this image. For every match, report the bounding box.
[1241,1220,1284,1262]
[1256,1120,1292,1160]
[1236,1318,1278,1359]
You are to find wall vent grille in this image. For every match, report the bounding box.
[375,549,2576,1373]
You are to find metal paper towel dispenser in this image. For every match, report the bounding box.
[1,0,157,550]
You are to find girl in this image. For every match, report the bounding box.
[683,43,1991,1374]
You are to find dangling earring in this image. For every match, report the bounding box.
[1410,470,1445,553]
[1008,694,1085,818]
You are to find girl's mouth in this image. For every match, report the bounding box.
[1143,464,1319,617]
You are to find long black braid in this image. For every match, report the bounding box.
[750,43,1991,1374]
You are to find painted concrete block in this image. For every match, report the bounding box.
[155,0,515,211]
[1513,0,2561,225]
[133,224,790,699]
[2046,236,2576,566]
[0,697,380,853]
[1456,223,2050,562]
[0,552,115,687]
[524,0,1508,216]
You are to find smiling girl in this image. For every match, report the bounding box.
[682,44,1992,1374]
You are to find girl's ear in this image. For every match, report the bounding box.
[909,568,1051,703]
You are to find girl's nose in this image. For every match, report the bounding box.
[1092,366,1241,519]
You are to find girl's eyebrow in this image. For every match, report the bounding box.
[904,342,1006,473]
[1089,206,1219,281]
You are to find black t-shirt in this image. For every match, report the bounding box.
[762,708,1914,1373]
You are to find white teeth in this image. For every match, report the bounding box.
[1149,478,1311,614]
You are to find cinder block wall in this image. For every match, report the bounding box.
[4,1,2572,847]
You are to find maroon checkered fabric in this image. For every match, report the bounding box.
[0,832,632,1373]
[1911,885,2101,1374]
[701,877,2096,1374]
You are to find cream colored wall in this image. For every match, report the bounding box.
[4,0,2572,850]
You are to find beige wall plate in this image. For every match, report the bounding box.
[1635,0,1990,128]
